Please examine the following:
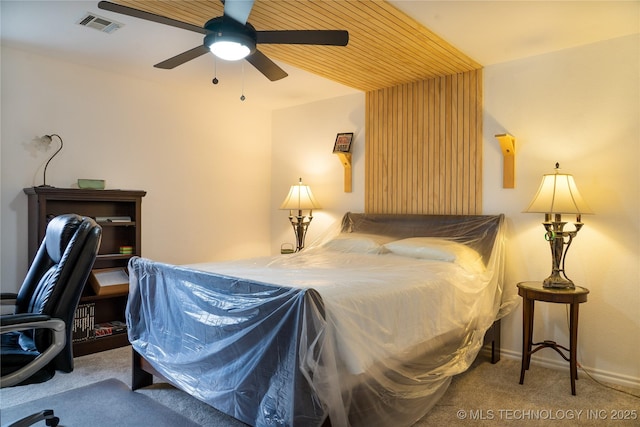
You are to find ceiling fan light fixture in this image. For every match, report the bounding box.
[204,17,256,62]
[209,40,251,61]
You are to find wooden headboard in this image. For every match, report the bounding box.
[365,69,483,215]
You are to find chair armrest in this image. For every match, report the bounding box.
[1,313,50,328]
[0,317,66,388]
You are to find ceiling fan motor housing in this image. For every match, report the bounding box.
[204,17,257,59]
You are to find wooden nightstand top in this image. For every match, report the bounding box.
[517,281,589,304]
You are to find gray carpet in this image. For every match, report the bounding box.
[0,346,245,427]
[1,346,638,426]
[1,378,201,427]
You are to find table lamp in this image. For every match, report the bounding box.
[40,134,64,187]
[524,163,593,288]
[280,178,321,252]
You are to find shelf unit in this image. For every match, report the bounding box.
[23,187,146,356]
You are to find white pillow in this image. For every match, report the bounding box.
[383,237,485,272]
[323,233,392,254]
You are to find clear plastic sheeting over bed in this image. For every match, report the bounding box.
[126,213,509,427]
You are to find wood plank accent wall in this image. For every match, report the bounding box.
[365,69,483,215]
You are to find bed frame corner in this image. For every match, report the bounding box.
[483,319,501,364]
[132,348,154,390]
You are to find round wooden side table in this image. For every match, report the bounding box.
[517,281,589,395]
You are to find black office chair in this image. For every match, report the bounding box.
[1,214,102,426]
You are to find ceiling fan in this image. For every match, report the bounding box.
[97,0,349,82]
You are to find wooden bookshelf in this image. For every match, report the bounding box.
[24,187,146,356]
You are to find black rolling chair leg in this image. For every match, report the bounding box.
[6,409,59,427]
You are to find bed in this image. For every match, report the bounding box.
[126,213,508,427]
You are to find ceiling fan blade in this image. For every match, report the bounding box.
[222,0,255,25]
[98,1,207,34]
[257,30,349,46]
[154,45,210,69]
[245,49,288,81]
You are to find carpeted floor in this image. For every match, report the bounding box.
[1,346,638,426]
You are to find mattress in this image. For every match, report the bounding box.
[188,246,494,376]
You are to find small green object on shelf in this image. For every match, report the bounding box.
[281,243,295,254]
[78,179,105,190]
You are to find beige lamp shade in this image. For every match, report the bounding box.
[280,179,321,211]
[525,168,593,214]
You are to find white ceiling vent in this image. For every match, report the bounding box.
[77,13,123,34]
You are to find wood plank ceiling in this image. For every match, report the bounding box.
[112,0,481,92]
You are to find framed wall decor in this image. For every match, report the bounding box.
[333,132,354,153]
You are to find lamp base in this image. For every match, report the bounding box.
[288,211,313,252]
[540,215,580,290]
[542,273,575,289]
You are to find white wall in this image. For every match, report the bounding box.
[1,47,273,291]
[483,34,639,386]
[270,93,365,254]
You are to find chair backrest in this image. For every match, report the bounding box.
[15,214,102,372]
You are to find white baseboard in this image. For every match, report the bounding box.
[499,349,640,390]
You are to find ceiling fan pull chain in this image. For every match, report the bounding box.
[240,62,246,101]
[212,57,219,85]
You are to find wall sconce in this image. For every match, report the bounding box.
[333,132,353,192]
[279,178,321,252]
[39,134,64,187]
[495,133,516,188]
[524,163,593,288]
